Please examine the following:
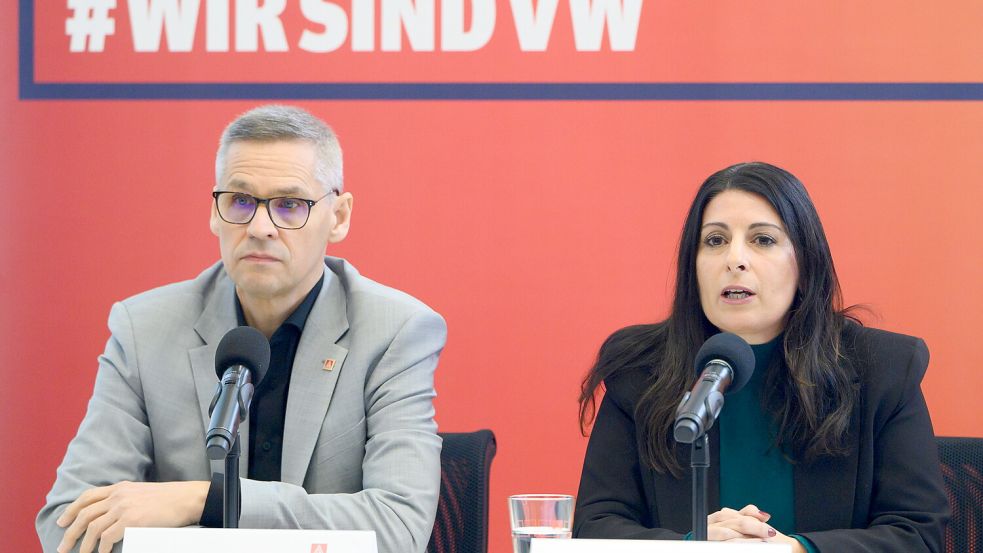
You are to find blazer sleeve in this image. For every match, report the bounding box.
[801,337,949,552]
[573,374,685,540]
[36,302,149,553]
[236,309,446,553]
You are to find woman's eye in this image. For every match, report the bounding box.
[704,235,725,247]
[753,235,777,246]
[280,199,300,210]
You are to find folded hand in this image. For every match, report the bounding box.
[707,504,806,552]
[56,480,209,553]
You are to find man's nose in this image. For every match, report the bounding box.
[247,203,279,239]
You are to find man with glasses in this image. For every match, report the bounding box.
[37,105,446,553]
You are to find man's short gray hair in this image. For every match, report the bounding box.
[215,105,343,193]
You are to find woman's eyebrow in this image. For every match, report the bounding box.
[749,222,785,232]
[701,222,728,230]
[700,222,786,233]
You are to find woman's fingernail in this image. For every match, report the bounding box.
[767,527,777,537]
[758,510,770,517]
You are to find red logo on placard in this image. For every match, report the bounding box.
[311,544,328,553]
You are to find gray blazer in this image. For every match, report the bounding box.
[37,257,446,553]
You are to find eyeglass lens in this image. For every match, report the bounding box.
[218,192,311,229]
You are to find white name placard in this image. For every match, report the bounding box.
[122,528,377,553]
[531,538,791,553]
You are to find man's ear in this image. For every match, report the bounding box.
[327,192,353,244]
[209,200,221,237]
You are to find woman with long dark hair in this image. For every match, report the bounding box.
[574,162,948,551]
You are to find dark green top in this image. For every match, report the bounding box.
[718,337,817,552]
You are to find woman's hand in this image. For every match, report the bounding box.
[707,504,806,552]
[707,504,774,541]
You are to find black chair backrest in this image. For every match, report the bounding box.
[937,436,983,553]
[428,430,497,553]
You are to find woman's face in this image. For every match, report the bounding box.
[696,189,799,344]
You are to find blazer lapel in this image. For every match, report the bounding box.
[190,272,245,475]
[280,268,350,486]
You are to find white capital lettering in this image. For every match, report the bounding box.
[299,0,348,52]
[509,0,559,51]
[569,0,642,51]
[205,0,228,52]
[235,0,288,52]
[381,0,435,51]
[441,0,495,51]
[127,0,201,52]
[351,0,374,51]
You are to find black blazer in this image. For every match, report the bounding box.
[573,323,949,552]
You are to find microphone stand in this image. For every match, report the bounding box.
[206,368,254,530]
[223,435,241,529]
[691,433,709,541]
[221,379,254,529]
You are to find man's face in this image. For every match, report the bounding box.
[210,140,352,305]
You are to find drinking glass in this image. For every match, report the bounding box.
[508,494,574,553]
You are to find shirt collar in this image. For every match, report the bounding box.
[234,274,325,334]
[747,334,782,386]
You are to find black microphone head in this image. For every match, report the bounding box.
[215,326,271,382]
[694,332,755,393]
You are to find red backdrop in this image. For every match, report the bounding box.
[3,2,983,552]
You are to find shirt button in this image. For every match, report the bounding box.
[262,441,272,452]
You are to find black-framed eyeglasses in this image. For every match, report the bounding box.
[212,190,337,230]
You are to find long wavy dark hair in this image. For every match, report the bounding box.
[579,162,859,476]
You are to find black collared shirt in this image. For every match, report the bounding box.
[200,274,324,526]
[237,275,323,482]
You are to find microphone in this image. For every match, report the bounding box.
[205,326,270,460]
[673,332,755,444]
